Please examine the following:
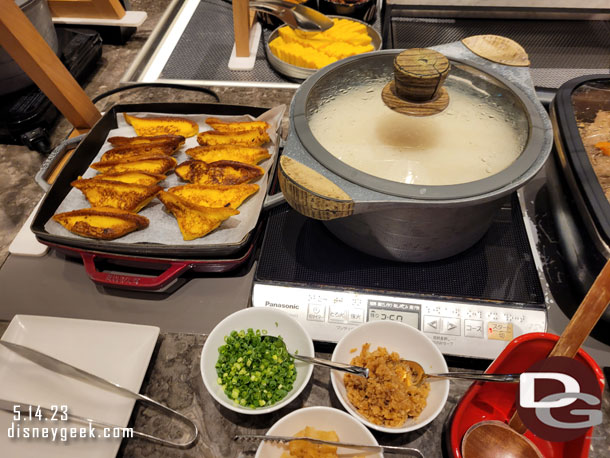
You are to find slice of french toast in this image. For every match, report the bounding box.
[158,191,239,241]
[196,129,270,147]
[107,134,185,148]
[90,155,177,175]
[91,171,166,186]
[168,183,259,209]
[52,207,149,240]
[124,113,199,138]
[185,145,270,165]
[204,117,269,134]
[100,142,179,162]
[175,159,264,186]
[71,178,162,213]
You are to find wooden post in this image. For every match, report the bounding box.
[233,0,250,57]
[47,0,126,20]
[0,0,101,130]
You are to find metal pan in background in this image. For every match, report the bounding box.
[265,16,382,81]
[31,102,278,259]
[549,75,610,301]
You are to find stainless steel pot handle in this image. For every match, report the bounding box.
[35,134,87,192]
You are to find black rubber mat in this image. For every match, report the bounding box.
[256,193,545,305]
[389,17,610,89]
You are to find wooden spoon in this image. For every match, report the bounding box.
[461,258,610,458]
[462,421,544,458]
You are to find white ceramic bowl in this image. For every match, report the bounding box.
[255,406,382,458]
[201,307,314,415]
[331,320,449,433]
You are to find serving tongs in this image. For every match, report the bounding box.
[249,0,333,31]
[235,434,424,456]
[0,340,198,449]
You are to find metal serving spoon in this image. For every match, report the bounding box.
[400,359,521,386]
[249,0,334,32]
[234,434,424,456]
[262,335,369,378]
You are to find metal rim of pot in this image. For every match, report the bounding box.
[291,50,548,202]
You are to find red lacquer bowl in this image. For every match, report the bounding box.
[446,332,605,458]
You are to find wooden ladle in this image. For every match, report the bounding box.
[461,258,610,458]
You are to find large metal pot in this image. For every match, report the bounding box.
[0,0,59,96]
[279,37,553,262]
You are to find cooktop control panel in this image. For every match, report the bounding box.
[251,283,547,359]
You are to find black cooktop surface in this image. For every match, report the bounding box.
[256,193,545,306]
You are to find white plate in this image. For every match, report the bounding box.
[0,315,159,458]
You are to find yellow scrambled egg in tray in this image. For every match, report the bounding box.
[267,17,380,76]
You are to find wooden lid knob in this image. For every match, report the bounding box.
[382,49,451,117]
[394,49,450,102]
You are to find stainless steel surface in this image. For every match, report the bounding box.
[265,17,382,81]
[385,0,610,20]
[322,198,501,261]
[250,1,333,32]
[121,0,382,89]
[234,434,424,456]
[121,0,300,89]
[0,340,198,448]
[386,16,610,89]
[0,250,253,334]
[263,335,369,378]
[285,41,552,262]
[403,358,519,384]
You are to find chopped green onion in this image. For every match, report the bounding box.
[215,328,297,409]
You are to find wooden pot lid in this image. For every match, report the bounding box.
[462,35,530,67]
[382,48,451,117]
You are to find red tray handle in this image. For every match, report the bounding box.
[81,252,192,290]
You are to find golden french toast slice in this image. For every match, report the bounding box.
[204,117,270,133]
[92,171,166,186]
[185,145,270,165]
[124,113,199,138]
[71,178,162,212]
[168,183,259,209]
[53,207,149,240]
[158,191,239,241]
[90,155,177,175]
[197,129,270,147]
[107,134,185,148]
[175,160,264,185]
[100,142,179,162]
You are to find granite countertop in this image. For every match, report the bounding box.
[119,332,469,458]
[116,332,610,458]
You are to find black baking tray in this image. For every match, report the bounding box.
[552,76,610,249]
[31,102,272,258]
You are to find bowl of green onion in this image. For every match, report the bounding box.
[200,307,315,414]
